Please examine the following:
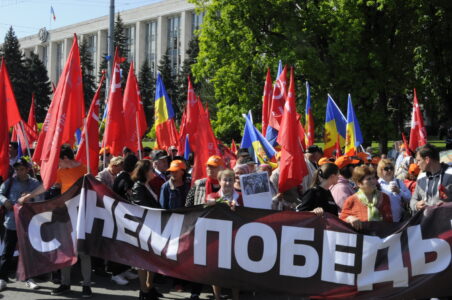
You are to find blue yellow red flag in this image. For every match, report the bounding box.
[345,94,363,155]
[154,73,175,126]
[324,94,346,157]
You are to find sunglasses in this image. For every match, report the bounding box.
[383,167,394,171]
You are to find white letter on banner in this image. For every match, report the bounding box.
[139,210,184,261]
[280,226,319,278]
[194,218,232,268]
[321,230,356,285]
[85,194,115,238]
[235,223,277,273]
[65,194,80,247]
[115,202,144,247]
[408,225,451,276]
[29,211,60,252]
[357,233,408,291]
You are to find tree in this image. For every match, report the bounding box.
[158,54,180,120]
[79,37,96,109]
[23,52,52,123]
[0,27,30,120]
[138,59,155,128]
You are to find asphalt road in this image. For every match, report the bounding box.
[0,269,301,300]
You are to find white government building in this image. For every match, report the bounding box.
[18,0,202,84]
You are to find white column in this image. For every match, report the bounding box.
[180,11,192,63]
[135,21,146,71]
[48,41,57,84]
[156,15,167,67]
[64,37,73,60]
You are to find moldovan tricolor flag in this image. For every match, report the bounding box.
[277,67,308,193]
[324,95,346,158]
[103,49,126,156]
[154,73,178,150]
[344,94,363,156]
[305,81,314,147]
[261,68,272,136]
[0,59,22,180]
[35,34,85,189]
[409,88,427,151]
[75,74,105,175]
[123,62,147,154]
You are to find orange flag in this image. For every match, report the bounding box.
[35,34,85,189]
[277,67,308,192]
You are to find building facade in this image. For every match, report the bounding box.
[18,0,202,84]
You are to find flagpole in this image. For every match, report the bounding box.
[19,121,35,178]
[84,117,91,174]
[136,112,142,159]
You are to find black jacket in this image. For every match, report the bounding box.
[297,185,339,216]
[131,181,160,209]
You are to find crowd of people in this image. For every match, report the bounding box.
[0,140,451,299]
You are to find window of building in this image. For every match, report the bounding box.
[145,21,157,76]
[167,15,181,75]
[55,42,64,82]
[85,34,97,76]
[191,11,204,36]
[124,26,136,64]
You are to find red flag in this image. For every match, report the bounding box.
[268,66,287,131]
[261,68,273,135]
[28,94,38,133]
[0,58,22,128]
[0,60,10,180]
[123,62,147,153]
[401,132,412,157]
[178,107,188,155]
[296,113,307,152]
[231,139,237,154]
[75,74,105,176]
[11,122,38,150]
[35,35,85,189]
[103,48,126,156]
[277,67,308,193]
[409,89,427,152]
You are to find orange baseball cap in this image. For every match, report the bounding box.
[167,160,186,172]
[318,157,330,166]
[335,155,360,169]
[206,155,224,167]
[408,163,420,176]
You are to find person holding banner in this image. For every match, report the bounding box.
[297,162,340,216]
[340,165,393,230]
[0,158,42,291]
[130,160,161,300]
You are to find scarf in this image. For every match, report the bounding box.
[205,177,219,202]
[356,189,383,221]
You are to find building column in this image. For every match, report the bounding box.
[48,41,57,84]
[180,10,192,63]
[64,37,73,60]
[156,15,167,68]
[135,21,146,71]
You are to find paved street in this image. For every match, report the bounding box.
[0,268,299,300]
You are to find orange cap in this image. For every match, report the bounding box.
[335,155,360,169]
[318,157,330,166]
[408,163,420,176]
[167,160,186,172]
[206,155,224,167]
[99,146,110,155]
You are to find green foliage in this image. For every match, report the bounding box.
[23,52,52,123]
[79,37,96,109]
[138,59,155,128]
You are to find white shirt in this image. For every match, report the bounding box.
[378,178,411,222]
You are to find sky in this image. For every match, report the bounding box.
[0,0,161,40]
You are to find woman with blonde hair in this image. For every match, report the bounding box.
[376,159,411,222]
